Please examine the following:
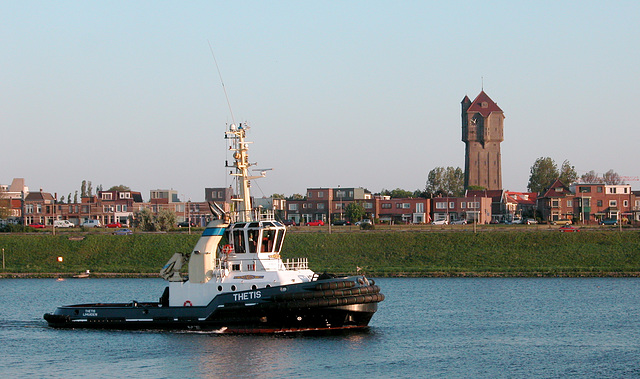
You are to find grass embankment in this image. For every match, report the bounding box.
[1,231,639,277]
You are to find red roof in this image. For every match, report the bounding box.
[467,91,503,117]
[540,179,572,198]
[503,191,537,206]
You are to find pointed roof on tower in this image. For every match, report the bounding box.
[467,91,503,117]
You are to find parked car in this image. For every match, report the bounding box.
[106,222,122,228]
[489,219,499,224]
[113,228,133,235]
[600,218,618,226]
[552,219,572,226]
[282,220,297,227]
[81,220,101,228]
[29,223,46,228]
[559,225,580,232]
[305,220,325,226]
[451,219,467,225]
[53,220,75,228]
[525,218,538,225]
[432,219,449,225]
[332,220,351,226]
[177,221,196,227]
[355,219,372,226]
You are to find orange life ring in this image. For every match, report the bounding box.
[222,244,234,254]
[183,300,192,307]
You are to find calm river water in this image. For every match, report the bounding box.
[1,277,639,378]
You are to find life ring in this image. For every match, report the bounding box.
[183,300,192,307]
[222,244,234,254]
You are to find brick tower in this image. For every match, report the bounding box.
[461,91,504,190]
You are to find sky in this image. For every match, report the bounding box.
[2,1,639,202]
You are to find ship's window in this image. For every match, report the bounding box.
[274,230,285,252]
[232,264,240,271]
[249,222,259,228]
[261,229,276,252]
[217,286,222,291]
[231,285,237,291]
[232,230,245,253]
[248,230,260,253]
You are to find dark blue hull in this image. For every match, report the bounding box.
[44,277,384,333]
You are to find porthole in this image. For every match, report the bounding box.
[231,285,237,291]
[252,285,257,290]
[217,285,223,291]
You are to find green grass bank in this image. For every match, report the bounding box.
[1,230,640,277]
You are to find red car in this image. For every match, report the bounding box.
[305,220,325,226]
[106,222,122,228]
[559,225,580,232]
[29,223,47,228]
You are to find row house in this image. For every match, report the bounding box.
[538,180,636,224]
[287,187,375,224]
[502,191,538,221]
[374,196,430,224]
[432,196,492,224]
[466,189,504,222]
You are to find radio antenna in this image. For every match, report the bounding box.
[208,40,236,125]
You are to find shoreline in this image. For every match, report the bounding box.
[3,271,640,279]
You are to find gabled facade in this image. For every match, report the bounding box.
[23,190,56,225]
[537,179,575,222]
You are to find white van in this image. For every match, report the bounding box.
[54,220,75,228]
[81,219,101,228]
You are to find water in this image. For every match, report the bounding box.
[1,278,640,378]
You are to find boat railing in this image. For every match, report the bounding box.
[283,258,308,271]
[228,208,276,223]
[213,259,229,281]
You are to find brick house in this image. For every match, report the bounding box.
[431,196,492,224]
[374,196,430,224]
[569,183,634,224]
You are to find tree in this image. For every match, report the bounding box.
[426,167,464,197]
[602,169,623,185]
[134,208,156,231]
[381,188,414,198]
[581,170,602,184]
[156,209,177,231]
[558,160,578,185]
[0,187,10,220]
[272,193,285,199]
[108,185,131,192]
[527,157,558,193]
[287,194,305,201]
[345,202,365,223]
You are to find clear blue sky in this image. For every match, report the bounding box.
[2,1,639,201]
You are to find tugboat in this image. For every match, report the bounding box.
[44,123,384,333]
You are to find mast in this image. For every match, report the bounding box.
[225,123,264,222]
